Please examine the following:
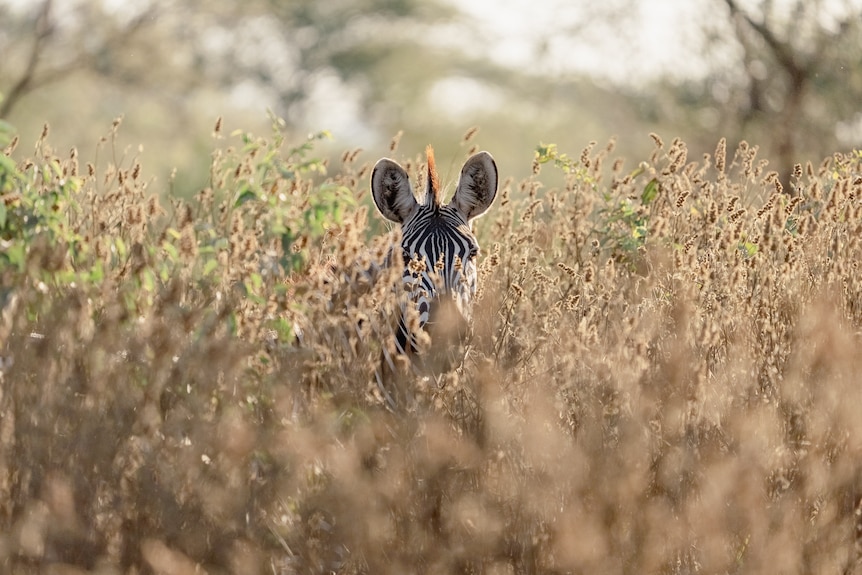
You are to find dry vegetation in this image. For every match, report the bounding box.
[1,118,862,575]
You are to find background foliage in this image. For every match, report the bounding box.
[2,0,861,191]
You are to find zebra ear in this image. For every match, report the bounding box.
[450,151,498,222]
[371,158,419,224]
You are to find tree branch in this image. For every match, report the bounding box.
[0,1,162,119]
[0,0,53,118]
[722,0,802,77]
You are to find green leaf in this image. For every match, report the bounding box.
[0,154,23,192]
[641,178,659,205]
[2,242,25,270]
[739,241,758,257]
[49,159,64,180]
[162,241,179,261]
[115,237,127,260]
[535,143,557,164]
[235,187,257,206]
[87,261,104,284]
[141,268,156,292]
[271,317,295,344]
[202,258,219,276]
[226,312,238,336]
[248,272,263,291]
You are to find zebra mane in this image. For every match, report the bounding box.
[425,145,442,207]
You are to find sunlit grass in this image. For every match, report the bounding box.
[1,120,861,574]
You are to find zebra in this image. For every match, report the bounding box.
[371,146,498,360]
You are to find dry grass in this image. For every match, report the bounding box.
[1,121,862,574]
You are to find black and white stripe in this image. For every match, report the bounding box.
[371,148,498,356]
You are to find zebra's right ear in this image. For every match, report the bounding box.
[371,158,419,224]
[451,151,498,222]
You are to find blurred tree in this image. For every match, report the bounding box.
[723,0,862,187]
[0,0,488,189]
[167,0,467,130]
[2,0,707,192]
[0,0,469,131]
[656,0,862,189]
[0,0,160,118]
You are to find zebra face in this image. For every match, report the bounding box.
[371,147,498,353]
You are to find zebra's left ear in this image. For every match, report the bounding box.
[371,158,419,224]
[450,151,498,222]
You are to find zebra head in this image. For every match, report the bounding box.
[371,146,498,354]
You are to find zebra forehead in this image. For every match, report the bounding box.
[402,207,474,238]
[403,226,475,256]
